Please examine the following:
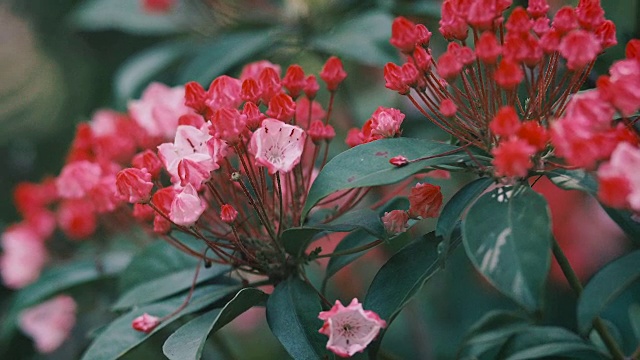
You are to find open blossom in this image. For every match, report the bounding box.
[597,142,640,212]
[249,119,306,174]
[408,183,443,219]
[0,224,48,289]
[132,313,160,334]
[129,82,191,139]
[318,299,387,358]
[19,295,77,353]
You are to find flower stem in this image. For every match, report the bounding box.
[552,237,625,360]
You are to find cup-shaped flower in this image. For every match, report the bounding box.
[170,184,206,226]
[158,125,224,182]
[318,299,387,358]
[19,295,77,353]
[249,119,306,175]
[116,168,153,203]
[131,313,160,334]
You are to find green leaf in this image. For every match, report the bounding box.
[178,29,278,84]
[163,288,268,360]
[436,177,494,240]
[324,231,382,282]
[311,10,398,66]
[303,138,470,219]
[69,0,186,35]
[113,264,231,310]
[114,41,191,107]
[459,311,531,359]
[364,232,452,357]
[601,207,640,243]
[577,249,640,334]
[266,277,331,360]
[81,284,239,360]
[282,208,385,256]
[0,253,131,346]
[462,186,552,312]
[499,326,607,360]
[119,240,203,292]
[629,303,640,341]
[546,169,597,194]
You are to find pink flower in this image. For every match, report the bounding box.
[296,98,326,124]
[489,106,521,137]
[129,82,190,139]
[170,184,206,226]
[389,17,418,53]
[0,224,47,289]
[491,138,536,178]
[56,199,97,240]
[494,60,524,90]
[304,75,320,99]
[249,119,306,174]
[439,99,458,117]
[184,81,208,114]
[408,183,443,219]
[210,107,248,144]
[132,149,163,178]
[364,107,405,141]
[240,60,281,81]
[142,0,175,13]
[558,30,601,71]
[116,168,153,203]
[205,75,243,110]
[597,142,640,212]
[266,93,296,122]
[382,210,409,234]
[282,64,306,98]
[476,32,502,64]
[389,155,409,167]
[320,56,348,92]
[177,158,212,190]
[19,295,77,353]
[56,161,102,199]
[132,313,160,334]
[318,299,386,358]
[158,125,226,183]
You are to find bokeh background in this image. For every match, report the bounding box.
[1,0,639,359]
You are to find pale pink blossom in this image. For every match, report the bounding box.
[249,119,306,174]
[597,142,640,212]
[170,184,206,226]
[56,161,102,199]
[158,125,226,183]
[0,224,48,289]
[129,82,191,139]
[132,313,161,333]
[366,107,405,139]
[19,295,77,353]
[318,298,387,358]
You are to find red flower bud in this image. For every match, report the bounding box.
[282,65,306,98]
[320,56,347,92]
[389,155,409,167]
[220,204,238,223]
[266,93,296,122]
[184,81,207,114]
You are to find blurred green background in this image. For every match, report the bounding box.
[1,0,639,359]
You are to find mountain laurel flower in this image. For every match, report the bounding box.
[184,81,208,114]
[382,210,409,234]
[408,183,443,219]
[597,142,640,212]
[558,30,601,71]
[57,199,97,240]
[205,75,242,110]
[320,56,347,92]
[258,67,282,103]
[266,93,296,122]
[249,119,306,175]
[304,75,320,99]
[220,204,239,223]
[241,78,262,104]
[177,158,213,190]
[389,16,418,53]
[489,106,521,137]
[132,313,161,334]
[116,168,153,203]
[56,161,102,199]
[439,99,457,117]
[318,299,387,358]
[170,184,207,226]
[158,125,224,182]
[0,224,48,289]
[19,295,77,354]
[128,82,189,139]
[384,62,410,94]
[389,155,409,167]
[132,149,163,178]
[491,138,536,178]
[365,107,405,140]
[282,64,306,98]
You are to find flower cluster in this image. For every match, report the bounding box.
[383,0,629,180]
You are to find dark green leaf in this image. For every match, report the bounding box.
[629,303,640,341]
[114,41,191,107]
[324,231,382,283]
[311,10,398,66]
[81,284,239,360]
[601,207,640,244]
[113,264,231,310]
[266,277,331,360]
[0,253,131,347]
[303,138,470,219]
[283,208,385,256]
[163,288,268,360]
[577,249,640,334]
[545,169,597,194]
[462,186,551,312]
[178,30,278,84]
[364,232,450,357]
[436,177,493,240]
[119,240,203,292]
[459,311,531,359]
[69,0,186,35]
[499,326,607,360]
